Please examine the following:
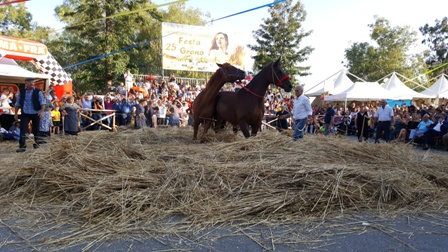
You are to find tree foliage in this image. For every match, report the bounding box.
[54,0,206,93]
[0,1,54,71]
[0,1,32,36]
[343,17,426,83]
[420,17,448,78]
[248,0,313,84]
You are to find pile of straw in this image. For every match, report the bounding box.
[0,127,448,248]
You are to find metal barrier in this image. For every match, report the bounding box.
[133,74,206,87]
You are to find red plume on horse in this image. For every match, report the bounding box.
[214,57,292,138]
[192,63,246,141]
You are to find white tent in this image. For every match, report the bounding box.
[0,57,50,84]
[305,70,354,97]
[324,81,394,101]
[421,74,448,99]
[381,72,434,99]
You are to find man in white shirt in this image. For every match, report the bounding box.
[289,85,312,141]
[371,99,394,143]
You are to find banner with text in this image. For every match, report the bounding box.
[162,22,247,72]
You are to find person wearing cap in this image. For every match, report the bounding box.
[276,104,290,131]
[14,78,46,152]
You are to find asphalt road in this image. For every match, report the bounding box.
[1,213,448,251]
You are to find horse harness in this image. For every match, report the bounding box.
[236,62,291,98]
[221,67,242,77]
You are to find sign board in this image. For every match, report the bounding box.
[0,36,48,58]
[162,22,247,72]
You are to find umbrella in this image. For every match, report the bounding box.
[130,86,146,93]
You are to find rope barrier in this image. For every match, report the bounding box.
[63,0,286,69]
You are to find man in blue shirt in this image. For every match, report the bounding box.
[14,78,46,152]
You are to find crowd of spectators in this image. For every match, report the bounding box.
[308,100,448,150]
[1,74,448,151]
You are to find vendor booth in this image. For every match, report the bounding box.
[0,35,73,129]
[0,35,72,98]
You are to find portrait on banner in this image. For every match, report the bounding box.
[162,22,247,72]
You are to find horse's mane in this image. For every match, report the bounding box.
[200,65,228,104]
[244,62,272,90]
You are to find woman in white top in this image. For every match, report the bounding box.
[157,100,167,125]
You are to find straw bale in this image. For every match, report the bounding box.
[0,127,448,247]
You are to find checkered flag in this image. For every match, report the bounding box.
[32,53,72,85]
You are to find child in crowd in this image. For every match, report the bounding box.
[51,105,61,134]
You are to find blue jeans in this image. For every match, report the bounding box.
[324,123,331,136]
[92,113,102,130]
[293,118,307,141]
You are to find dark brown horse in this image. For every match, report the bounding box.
[214,57,292,138]
[193,63,246,141]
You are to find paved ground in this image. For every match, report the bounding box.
[1,213,448,251]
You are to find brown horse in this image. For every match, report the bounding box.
[193,63,246,141]
[214,57,292,138]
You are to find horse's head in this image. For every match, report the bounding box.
[271,57,292,92]
[217,63,246,82]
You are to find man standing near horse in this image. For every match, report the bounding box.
[289,85,312,141]
[14,78,46,152]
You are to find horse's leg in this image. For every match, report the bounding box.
[201,119,213,143]
[232,125,238,134]
[193,117,200,140]
[250,120,263,137]
[239,122,251,138]
[213,118,226,133]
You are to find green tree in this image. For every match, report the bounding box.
[420,17,448,78]
[55,0,159,93]
[343,17,426,83]
[54,0,207,93]
[1,1,55,71]
[0,1,32,36]
[248,0,313,84]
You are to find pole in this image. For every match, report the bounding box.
[360,113,365,141]
[345,96,348,136]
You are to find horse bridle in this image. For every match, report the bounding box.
[271,63,290,88]
[221,67,242,77]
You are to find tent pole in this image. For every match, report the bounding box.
[346,71,367,82]
[304,70,341,93]
[345,97,348,136]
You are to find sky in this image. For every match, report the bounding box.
[25,0,447,90]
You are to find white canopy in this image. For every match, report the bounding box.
[381,72,434,99]
[305,70,354,97]
[0,57,50,84]
[421,74,448,98]
[324,81,394,101]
